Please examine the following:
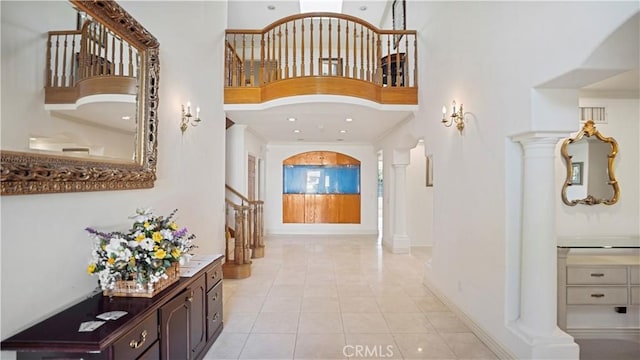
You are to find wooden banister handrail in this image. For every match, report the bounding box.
[225,184,250,203]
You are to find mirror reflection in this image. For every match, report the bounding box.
[561,120,619,206]
[35,4,141,161]
[1,0,159,195]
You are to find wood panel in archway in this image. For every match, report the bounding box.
[283,151,361,224]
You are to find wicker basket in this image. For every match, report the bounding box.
[102,263,180,298]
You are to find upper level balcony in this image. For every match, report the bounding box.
[224,13,417,105]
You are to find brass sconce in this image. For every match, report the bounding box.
[180,102,201,134]
[441,100,465,134]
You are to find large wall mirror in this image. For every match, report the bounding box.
[561,120,619,206]
[0,0,159,195]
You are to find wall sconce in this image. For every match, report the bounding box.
[180,102,201,134]
[441,100,465,134]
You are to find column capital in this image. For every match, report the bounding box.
[511,131,570,145]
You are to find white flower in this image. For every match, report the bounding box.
[128,240,140,248]
[129,207,153,223]
[140,238,155,251]
[160,229,174,240]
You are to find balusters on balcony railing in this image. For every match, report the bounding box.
[225,12,417,97]
[45,19,140,104]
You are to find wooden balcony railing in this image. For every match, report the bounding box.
[225,12,417,105]
[45,19,139,104]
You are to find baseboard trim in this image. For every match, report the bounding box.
[423,277,517,360]
[568,327,640,340]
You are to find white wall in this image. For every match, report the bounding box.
[407,1,638,358]
[0,0,227,349]
[406,142,432,247]
[556,97,640,239]
[265,143,378,235]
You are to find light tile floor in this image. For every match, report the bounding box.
[204,235,498,359]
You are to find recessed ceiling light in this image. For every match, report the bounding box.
[297,138,305,141]
[121,116,131,120]
[339,129,347,134]
[359,5,367,11]
[267,4,276,10]
[293,129,301,133]
[288,117,296,122]
[337,138,344,141]
[345,118,353,122]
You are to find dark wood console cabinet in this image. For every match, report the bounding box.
[1,255,224,360]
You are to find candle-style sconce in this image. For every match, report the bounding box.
[441,100,465,134]
[180,102,201,134]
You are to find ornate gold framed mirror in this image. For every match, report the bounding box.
[560,120,619,206]
[1,0,159,195]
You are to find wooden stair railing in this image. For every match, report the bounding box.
[223,199,252,279]
[224,12,418,105]
[45,19,140,104]
[226,185,265,258]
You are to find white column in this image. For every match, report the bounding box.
[388,149,411,253]
[513,134,578,359]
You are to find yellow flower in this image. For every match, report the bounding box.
[154,245,159,251]
[154,249,167,259]
[143,221,150,229]
[170,222,178,230]
[171,248,181,258]
[129,256,136,265]
[87,263,97,274]
[107,258,115,265]
[136,233,145,242]
[152,231,163,242]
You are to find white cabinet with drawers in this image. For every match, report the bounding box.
[557,247,640,336]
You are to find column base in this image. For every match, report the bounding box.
[509,321,579,359]
[383,234,411,254]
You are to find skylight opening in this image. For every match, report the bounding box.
[299,0,343,13]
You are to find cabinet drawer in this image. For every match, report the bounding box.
[630,266,640,285]
[137,339,159,360]
[112,313,158,360]
[567,267,627,285]
[207,280,223,340]
[631,287,640,305]
[207,261,223,291]
[567,287,628,305]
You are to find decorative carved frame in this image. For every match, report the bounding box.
[560,120,619,206]
[1,0,160,195]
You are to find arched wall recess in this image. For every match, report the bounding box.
[560,120,619,206]
[282,151,361,224]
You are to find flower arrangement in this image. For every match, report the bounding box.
[86,208,196,292]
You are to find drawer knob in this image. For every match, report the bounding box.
[590,293,605,298]
[129,329,148,349]
[590,273,605,277]
[213,292,218,301]
[213,271,219,279]
[213,312,219,321]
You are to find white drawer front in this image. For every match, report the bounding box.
[631,287,640,305]
[567,287,628,305]
[630,266,640,285]
[567,267,627,285]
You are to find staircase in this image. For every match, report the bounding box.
[223,185,264,279]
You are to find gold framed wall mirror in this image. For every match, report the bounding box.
[0,0,159,195]
[560,120,619,206]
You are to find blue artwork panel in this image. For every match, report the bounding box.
[283,165,360,194]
